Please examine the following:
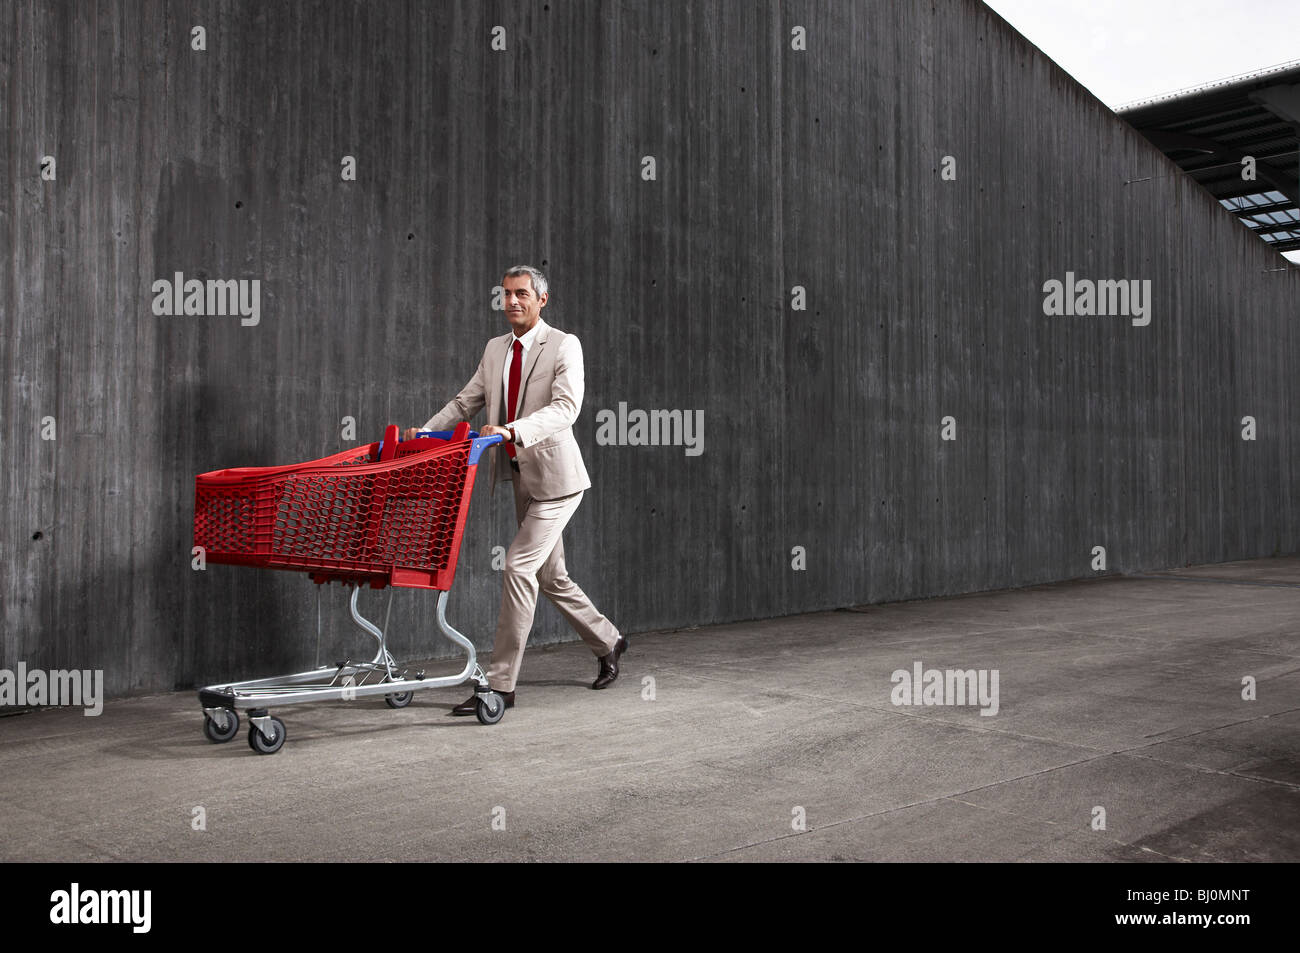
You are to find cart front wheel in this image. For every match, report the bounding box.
[476,693,506,725]
[203,709,239,743]
[248,716,287,755]
[385,691,414,709]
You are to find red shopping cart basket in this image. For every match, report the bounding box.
[194,423,499,590]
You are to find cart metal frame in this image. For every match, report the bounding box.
[199,587,506,751]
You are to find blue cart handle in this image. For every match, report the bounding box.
[468,434,504,464]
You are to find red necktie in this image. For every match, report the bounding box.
[505,339,522,459]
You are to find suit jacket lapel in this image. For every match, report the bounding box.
[484,331,513,492]
[487,330,513,424]
[517,322,549,415]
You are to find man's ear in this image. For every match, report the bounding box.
[538,293,548,310]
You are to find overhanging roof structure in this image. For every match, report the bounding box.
[1119,61,1300,254]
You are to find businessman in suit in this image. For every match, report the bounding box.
[405,265,627,714]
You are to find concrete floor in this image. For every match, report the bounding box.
[2,557,1297,862]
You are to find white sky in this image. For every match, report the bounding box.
[982,0,1300,109]
[983,0,1300,262]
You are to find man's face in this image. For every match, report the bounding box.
[503,275,547,335]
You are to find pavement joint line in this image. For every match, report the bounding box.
[841,608,1209,632]
[917,710,1300,796]
[941,794,1192,863]
[860,627,1298,654]
[1027,632,1300,657]
[682,797,953,862]
[896,757,1274,863]
[1138,844,1184,861]
[1107,705,1300,791]
[818,608,1264,643]
[1116,705,1300,751]
[861,711,1300,805]
[959,710,1300,785]
[684,760,1103,862]
[1124,574,1300,589]
[1117,749,1300,791]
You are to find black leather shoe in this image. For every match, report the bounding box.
[592,637,629,690]
[451,690,514,715]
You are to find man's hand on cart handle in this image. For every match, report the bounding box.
[401,427,420,441]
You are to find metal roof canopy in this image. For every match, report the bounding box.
[1119,61,1300,254]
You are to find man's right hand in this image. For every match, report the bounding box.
[402,427,420,441]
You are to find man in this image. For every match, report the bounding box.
[405,265,627,714]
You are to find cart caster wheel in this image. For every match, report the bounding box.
[476,693,506,725]
[203,709,239,743]
[385,691,413,709]
[248,716,287,755]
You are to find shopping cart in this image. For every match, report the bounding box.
[192,422,507,755]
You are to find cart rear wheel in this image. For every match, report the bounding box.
[203,709,239,743]
[385,691,414,709]
[476,693,506,725]
[248,716,287,755]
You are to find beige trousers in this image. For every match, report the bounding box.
[485,476,621,692]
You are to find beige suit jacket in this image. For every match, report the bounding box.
[421,318,592,500]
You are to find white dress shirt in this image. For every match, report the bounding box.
[501,320,542,422]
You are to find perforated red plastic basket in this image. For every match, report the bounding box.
[193,424,493,590]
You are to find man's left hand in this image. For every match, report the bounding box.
[481,424,513,442]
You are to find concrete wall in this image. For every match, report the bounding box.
[4,0,1297,698]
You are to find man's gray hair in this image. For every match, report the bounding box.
[503,264,548,297]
